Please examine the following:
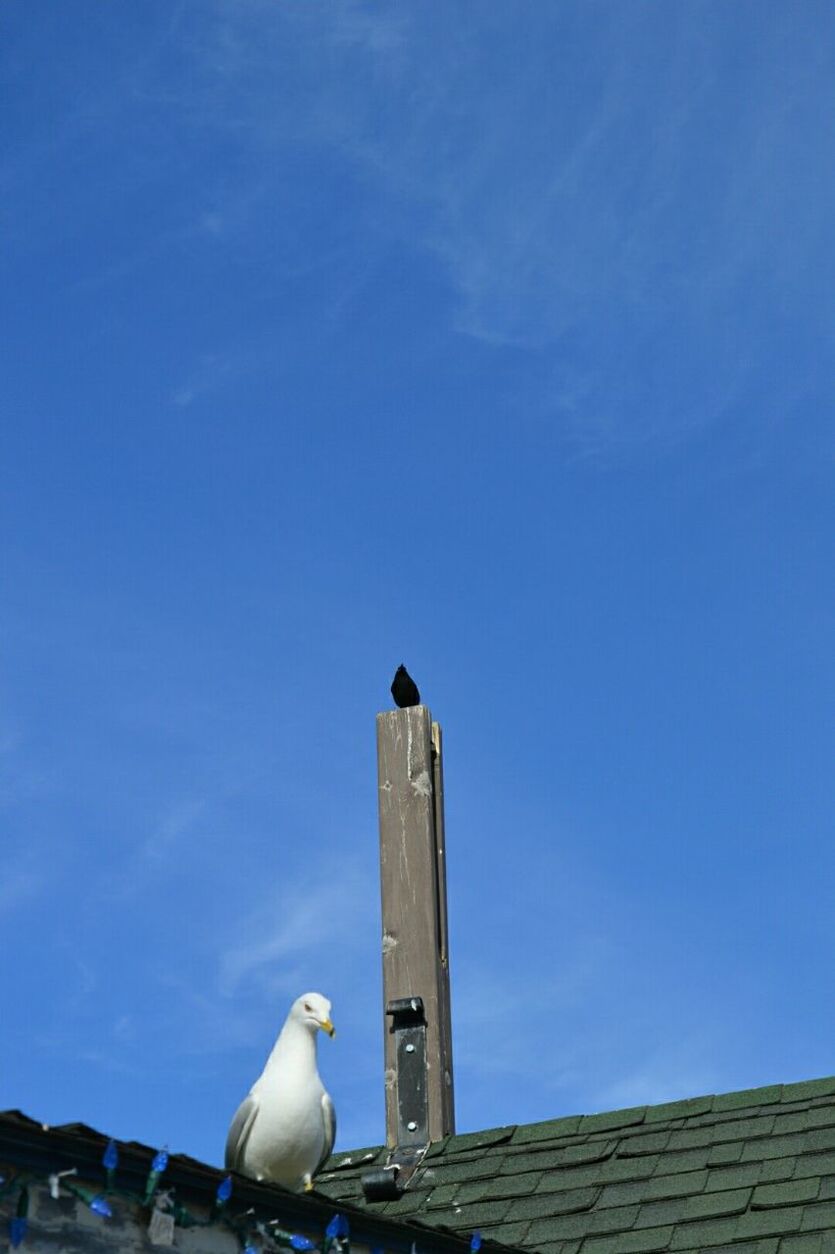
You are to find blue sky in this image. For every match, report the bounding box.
[2,1,834,1168]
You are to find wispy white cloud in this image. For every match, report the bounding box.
[170,350,243,408]
[6,4,830,450]
[95,793,215,900]
[590,1044,721,1113]
[173,2,834,453]
[451,951,727,1128]
[217,858,375,998]
[151,978,263,1056]
[141,798,208,860]
[108,852,379,1072]
[453,939,609,1077]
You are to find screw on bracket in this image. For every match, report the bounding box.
[386,996,428,1146]
[361,995,430,1202]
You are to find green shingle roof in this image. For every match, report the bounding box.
[318,1077,835,1254]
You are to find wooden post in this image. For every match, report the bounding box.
[377,705,455,1146]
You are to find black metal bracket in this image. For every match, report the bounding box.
[361,996,429,1201]
[388,996,428,1146]
[360,1143,427,1201]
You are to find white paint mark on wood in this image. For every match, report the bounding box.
[411,770,432,797]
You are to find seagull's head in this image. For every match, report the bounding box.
[293,992,335,1038]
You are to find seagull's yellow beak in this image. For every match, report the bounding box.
[320,1018,335,1038]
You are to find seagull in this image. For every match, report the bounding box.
[225,992,336,1192]
[391,664,420,708]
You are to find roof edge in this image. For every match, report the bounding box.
[326,1072,835,1169]
[0,1111,518,1254]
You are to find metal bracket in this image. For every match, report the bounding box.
[388,996,428,1145]
[360,1143,427,1201]
[361,996,429,1201]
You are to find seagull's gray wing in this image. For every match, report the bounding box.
[316,1091,337,1175]
[225,1095,259,1172]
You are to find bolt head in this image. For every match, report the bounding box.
[407,1120,417,1131]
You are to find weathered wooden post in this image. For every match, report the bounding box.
[376,703,455,1149]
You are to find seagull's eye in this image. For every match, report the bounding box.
[304,1002,312,1012]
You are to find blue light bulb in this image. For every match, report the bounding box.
[9,1217,27,1249]
[291,1236,316,1250]
[103,1139,119,1171]
[90,1195,112,1218]
[243,1246,258,1254]
[151,1148,169,1174]
[216,1175,233,1203]
[470,1233,482,1252]
[326,1214,349,1240]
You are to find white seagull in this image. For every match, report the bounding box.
[225,992,336,1192]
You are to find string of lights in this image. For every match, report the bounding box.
[0,1137,347,1252]
[0,1135,483,1254]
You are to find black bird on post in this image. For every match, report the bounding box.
[391,664,420,708]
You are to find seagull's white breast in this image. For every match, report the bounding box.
[244,1071,328,1189]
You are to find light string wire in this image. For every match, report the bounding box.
[0,1143,482,1254]
[0,1145,348,1254]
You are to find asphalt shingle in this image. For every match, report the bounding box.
[319,1077,835,1253]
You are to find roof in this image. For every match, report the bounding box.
[318,1076,835,1254]
[0,1110,514,1254]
